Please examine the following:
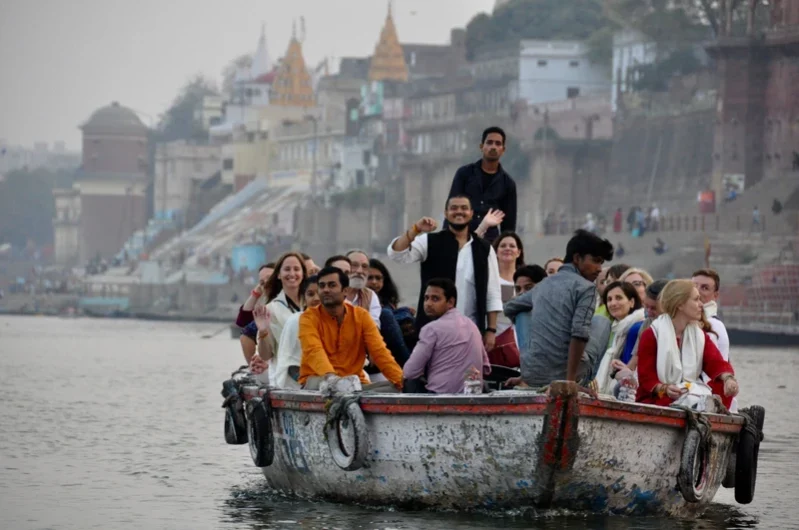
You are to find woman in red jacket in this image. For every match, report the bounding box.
[636,279,739,409]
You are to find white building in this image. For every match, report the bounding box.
[517,40,610,104]
[471,40,611,106]
[153,140,221,223]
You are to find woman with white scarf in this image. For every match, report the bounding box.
[594,281,645,394]
[635,280,739,410]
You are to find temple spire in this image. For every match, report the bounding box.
[368,1,409,82]
[270,31,315,107]
[251,22,272,78]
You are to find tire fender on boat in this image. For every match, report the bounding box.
[734,405,765,505]
[224,396,248,445]
[677,409,712,503]
[246,396,275,467]
[325,397,369,471]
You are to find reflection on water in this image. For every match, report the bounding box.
[0,316,796,530]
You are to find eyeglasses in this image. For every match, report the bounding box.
[630,280,646,288]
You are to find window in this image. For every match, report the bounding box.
[223,158,234,170]
[567,87,580,99]
[569,60,580,67]
[537,60,547,67]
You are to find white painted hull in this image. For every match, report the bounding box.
[251,390,742,516]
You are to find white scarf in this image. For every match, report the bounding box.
[650,315,712,409]
[703,301,718,318]
[595,308,645,394]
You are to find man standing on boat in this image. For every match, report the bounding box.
[447,126,517,243]
[504,229,614,388]
[403,278,491,394]
[388,195,503,351]
[298,267,403,392]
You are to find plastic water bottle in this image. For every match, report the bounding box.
[617,376,638,403]
[463,367,482,395]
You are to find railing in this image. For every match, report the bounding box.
[722,302,799,333]
[541,213,791,236]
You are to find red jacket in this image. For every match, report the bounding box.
[635,327,734,409]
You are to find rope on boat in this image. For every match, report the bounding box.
[674,404,713,503]
[324,393,369,471]
[323,394,362,442]
[737,407,765,442]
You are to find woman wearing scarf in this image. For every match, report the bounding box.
[593,281,645,395]
[636,280,739,410]
[250,252,308,385]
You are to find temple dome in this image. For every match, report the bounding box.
[81,102,147,136]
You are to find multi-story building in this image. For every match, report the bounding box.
[472,39,611,106]
[52,101,149,264]
[153,140,221,224]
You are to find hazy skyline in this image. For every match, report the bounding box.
[0,0,495,151]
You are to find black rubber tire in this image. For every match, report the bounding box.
[224,400,248,445]
[735,405,766,504]
[247,397,274,467]
[722,439,737,489]
[326,401,369,471]
[678,428,710,503]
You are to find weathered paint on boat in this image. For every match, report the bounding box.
[248,383,743,516]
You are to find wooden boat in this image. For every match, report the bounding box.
[221,376,764,517]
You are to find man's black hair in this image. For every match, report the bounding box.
[645,279,669,300]
[324,255,351,267]
[514,265,547,284]
[564,229,614,264]
[259,263,276,272]
[445,194,472,210]
[481,126,506,145]
[607,263,631,280]
[425,277,458,305]
[317,266,349,288]
[300,274,319,293]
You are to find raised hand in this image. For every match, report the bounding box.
[481,208,505,229]
[253,305,272,331]
[415,217,438,233]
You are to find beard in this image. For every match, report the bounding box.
[449,221,469,232]
[349,276,366,290]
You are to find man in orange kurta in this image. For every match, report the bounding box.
[298,266,403,390]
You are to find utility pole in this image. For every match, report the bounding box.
[310,116,319,198]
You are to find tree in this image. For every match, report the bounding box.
[154,75,219,143]
[465,0,612,61]
[221,54,253,95]
[0,168,75,248]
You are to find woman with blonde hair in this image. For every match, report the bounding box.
[619,267,654,303]
[635,280,738,410]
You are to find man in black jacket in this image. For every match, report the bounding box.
[448,126,517,242]
[387,195,503,351]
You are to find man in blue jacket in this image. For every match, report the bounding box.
[447,126,517,242]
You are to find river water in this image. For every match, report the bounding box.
[0,316,797,530]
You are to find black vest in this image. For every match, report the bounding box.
[415,230,491,334]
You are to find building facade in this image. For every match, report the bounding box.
[153,140,221,224]
[53,102,150,265]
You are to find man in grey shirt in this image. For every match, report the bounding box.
[504,230,614,388]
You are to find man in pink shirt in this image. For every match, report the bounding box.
[403,278,491,394]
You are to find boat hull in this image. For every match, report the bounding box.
[252,387,742,516]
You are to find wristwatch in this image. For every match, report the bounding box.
[485,327,497,334]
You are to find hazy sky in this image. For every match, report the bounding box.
[0,0,495,150]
